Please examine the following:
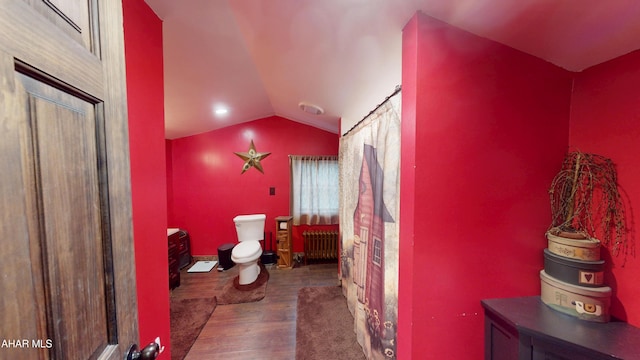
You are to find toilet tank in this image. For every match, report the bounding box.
[233,214,266,241]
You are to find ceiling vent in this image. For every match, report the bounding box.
[299,102,324,115]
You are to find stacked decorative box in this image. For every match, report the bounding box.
[539,232,612,322]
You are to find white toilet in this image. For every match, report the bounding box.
[231,214,265,285]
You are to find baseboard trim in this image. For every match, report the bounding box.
[192,255,218,262]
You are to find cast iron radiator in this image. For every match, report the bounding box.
[303,230,339,264]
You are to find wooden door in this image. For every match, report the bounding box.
[0,1,138,359]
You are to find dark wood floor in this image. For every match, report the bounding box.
[171,261,340,359]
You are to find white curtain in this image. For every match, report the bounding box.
[290,155,339,225]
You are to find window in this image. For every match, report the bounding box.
[372,237,382,265]
[290,155,339,225]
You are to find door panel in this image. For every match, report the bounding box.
[23,73,112,359]
[0,1,104,99]
[0,1,137,359]
[26,0,98,55]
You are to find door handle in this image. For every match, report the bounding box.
[125,342,160,360]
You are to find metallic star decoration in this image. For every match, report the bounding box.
[234,140,271,174]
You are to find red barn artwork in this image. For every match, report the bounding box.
[353,143,395,355]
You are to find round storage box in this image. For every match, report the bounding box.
[546,232,601,261]
[540,270,611,322]
[543,248,604,287]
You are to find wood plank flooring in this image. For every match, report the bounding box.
[171,262,340,359]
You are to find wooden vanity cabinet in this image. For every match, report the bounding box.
[177,230,191,269]
[168,231,180,289]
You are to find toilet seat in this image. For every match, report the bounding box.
[231,240,262,262]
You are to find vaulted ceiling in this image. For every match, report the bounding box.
[144,0,640,139]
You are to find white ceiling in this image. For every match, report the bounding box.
[143,0,640,139]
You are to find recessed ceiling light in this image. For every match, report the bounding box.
[298,102,324,115]
[212,103,230,117]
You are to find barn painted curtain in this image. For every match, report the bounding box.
[339,89,401,360]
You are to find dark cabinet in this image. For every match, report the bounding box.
[482,297,640,360]
[177,230,192,269]
[168,231,180,289]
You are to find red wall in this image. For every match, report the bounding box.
[123,1,171,357]
[570,50,640,326]
[167,116,338,255]
[166,140,175,224]
[399,12,573,359]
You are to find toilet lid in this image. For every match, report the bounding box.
[232,240,262,259]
